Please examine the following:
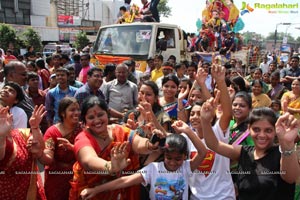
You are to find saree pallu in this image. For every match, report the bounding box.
[69,125,140,200]
[0,129,46,200]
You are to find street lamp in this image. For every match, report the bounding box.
[274,23,291,49]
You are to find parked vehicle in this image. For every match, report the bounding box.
[43,43,72,57]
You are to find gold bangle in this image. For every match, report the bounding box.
[104,161,116,176]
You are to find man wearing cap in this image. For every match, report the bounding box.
[280,55,300,90]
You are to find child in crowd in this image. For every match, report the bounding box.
[80,123,207,200]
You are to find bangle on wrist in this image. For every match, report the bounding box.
[31,127,40,129]
[279,144,297,156]
[104,161,116,176]
[177,108,185,112]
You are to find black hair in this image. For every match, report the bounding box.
[231,76,247,92]
[81,96,108,124]
[3,81,25,104]
[87,67,103,77]
[180,77,193,90]
[65,64,75,71]
[233,91,252,109]
[35,58,47,70]
[164,134,188,155]
[162,61,174,67]
[154,54,164,61]
[141,80,162,113]
[27,71,39,81]
[72,54,81,62]
[249,107,277,127]
[188,62,198,70]
[270,71,280,79]
[168,55,176,61]
[251,79,263,87]
[80,53,90,60]
[162,74,180,87]
[56,67,69,76]
[120,6,127,12]
[58,97,78,123]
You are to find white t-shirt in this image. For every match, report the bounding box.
[185,120,235,200]
[259,62,269,74]
[10,106,27,128]
[140,160,192,200]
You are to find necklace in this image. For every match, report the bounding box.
[88,128,109,141]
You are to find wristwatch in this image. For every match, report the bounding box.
[279,144,297,156]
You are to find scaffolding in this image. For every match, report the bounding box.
[56,0,90,19]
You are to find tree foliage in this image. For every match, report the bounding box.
[0,23,18,51]
[22,27,43,52]
[74,31,89,50]
[266,32,295,42]
[158,0,171,18]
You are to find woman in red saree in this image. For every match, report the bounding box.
[38,97,82,200]
[0,105,46,200]
[69,96,160,200]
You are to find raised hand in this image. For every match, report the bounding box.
[29,105,46,128]
[171,120,190,134]
[200,95,219,122]
[211,64,226,83]
[27,135,45,159]
[57,138,74,151]
[110,142,131,173]
[178,84,190,101]
[80,187,97,200]
[0,106,13,138]
[195,67,208,85]
[125,112,139,130]
[276,112,299,147]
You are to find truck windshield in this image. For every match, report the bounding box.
[93,25,152,56]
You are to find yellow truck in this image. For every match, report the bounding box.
[91,22,188,71]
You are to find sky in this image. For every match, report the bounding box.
[132,0,300,38]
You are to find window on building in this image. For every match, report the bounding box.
[14,0,19,13]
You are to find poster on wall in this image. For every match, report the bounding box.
[58,15,81,26]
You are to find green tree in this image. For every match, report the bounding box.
[22,27,43,52]
[74,31,89,50]
[158,0,171,18]
[0,23,18,51]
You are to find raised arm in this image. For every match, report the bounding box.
[28,105,46,159]
[211,65,232,131]
[177,84,190,123]
[276,113,300,184]
[172,120,207,171]
[194,66,212,101]
[80,171,144,200]
[201,98,241,161]
[78,142,130,174]
[0,107,13,161]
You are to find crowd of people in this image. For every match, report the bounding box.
[0,30,300,200]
